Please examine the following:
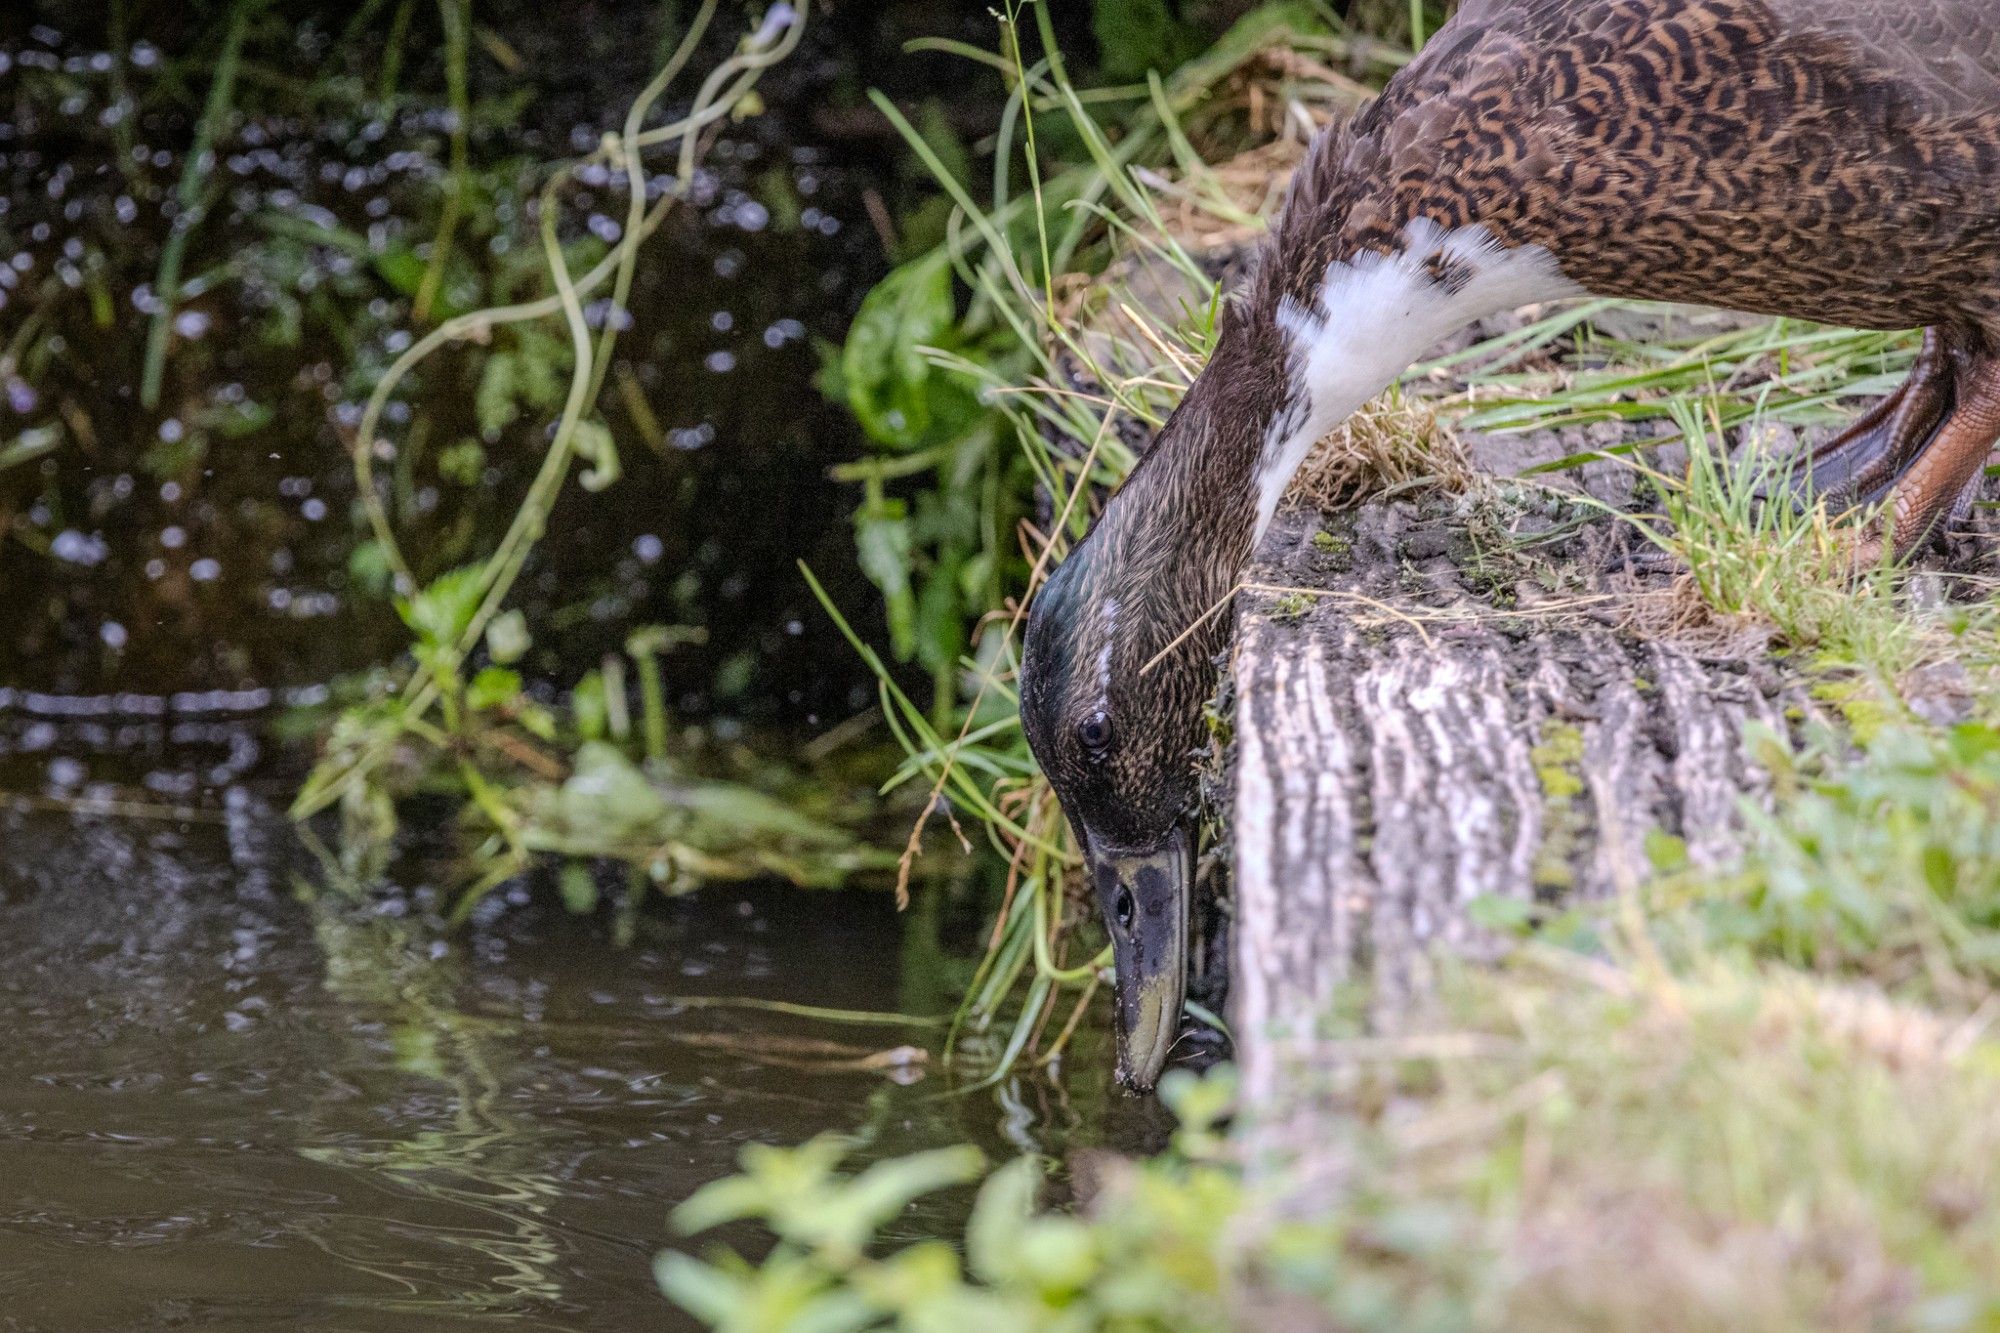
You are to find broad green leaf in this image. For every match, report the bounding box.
[787,1146,984,1259]
[541,742,673,845]
[1092,0,1202,81]
[559,862,599,915]
[371,243,427,297]
[913,549,967,676]
[396,565,488,648]
[676,780,853,850]
[652,1253,744,1326]
[466,666,522,711]
[966,1156,1038,1286]
[572,670,609,741]
[854,497,917,661]
[674,1135,852,1236]
[348,539,396,596]
[849,1241,964,1314]
[839,252,955,450]
[1012,1216,1097,1295]
[1160,1065,1237,1140]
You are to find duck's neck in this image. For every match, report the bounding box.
[1239,218,1580,544]
[1098,219,1580,648]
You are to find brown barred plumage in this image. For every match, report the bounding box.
[1261,0,2000,333]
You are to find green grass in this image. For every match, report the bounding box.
[675,4,2000,1328]
[1657,721,2000,1005]
[816,0,1549,1091]
[814,2,1366,1089]
[1617,398,1985,682]
[817,0,2000,1093]
[1447,311,1917,449]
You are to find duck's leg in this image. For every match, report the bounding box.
[1850,333,2000,563]
[1781,329,1954,505]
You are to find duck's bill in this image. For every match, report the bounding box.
[1089,825,1192,1093]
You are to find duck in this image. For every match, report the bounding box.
[1019,0,2000,1091]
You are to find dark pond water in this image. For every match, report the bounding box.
[0,717,1148,1331]
[0,0,1083,717]
[1,4,1146,1329]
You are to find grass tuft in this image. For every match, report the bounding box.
[1289,383,1472,511]
[1620,399,1980,681]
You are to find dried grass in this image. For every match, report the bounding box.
[1288,385,1474,510]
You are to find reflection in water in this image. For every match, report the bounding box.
[298,909,574,1320]
[0,6,1155,1325]
[0,716,1145,1330]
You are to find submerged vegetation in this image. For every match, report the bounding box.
[8,0,917,915]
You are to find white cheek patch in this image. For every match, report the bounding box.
[1252,220,1582,542]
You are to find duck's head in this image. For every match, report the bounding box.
[1019,365,1269,1091]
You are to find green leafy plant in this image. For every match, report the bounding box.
[666,944,2000,1331]
[659,1067,1256,1332]
[809,0,1392,1092]
[1659,720,2000,1002]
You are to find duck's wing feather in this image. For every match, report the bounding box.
[1254,0,2000,332]
[1450,0,2000,110]
[1771,0,2000,109]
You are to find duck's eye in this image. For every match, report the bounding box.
[1113,886,1135,931]
[1077,711,1113,754]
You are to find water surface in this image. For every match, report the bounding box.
[0,714,1138,1330]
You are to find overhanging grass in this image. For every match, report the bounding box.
[817,4,1376,1089]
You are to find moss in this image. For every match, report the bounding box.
[1271,591,1315,624]
[1532,719,1586,801]
[1201,696,1235,749]
[1311,528,1349,555]
[1531,719,1587,891]
[1810,676,1895,742]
